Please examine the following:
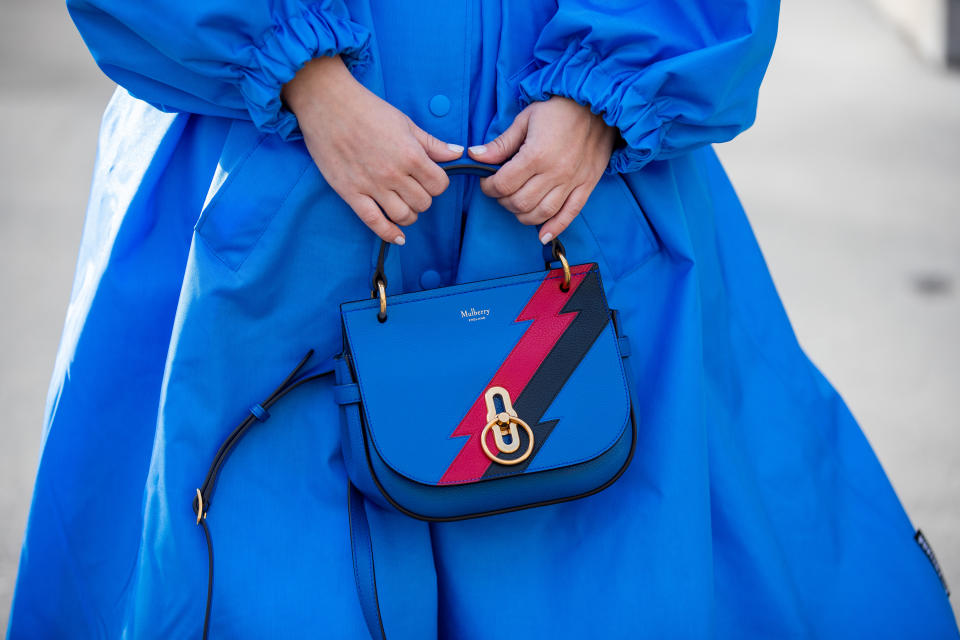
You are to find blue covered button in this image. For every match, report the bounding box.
[429,94,451,117]
[419,269,442,290]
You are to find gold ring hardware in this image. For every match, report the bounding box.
[195,488,204,525]
[373,279,387,322]
[480,415,534,465]
[481,387,534,465]
[556,250,571,292]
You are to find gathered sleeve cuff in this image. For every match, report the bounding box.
[516,0,779,175]
[518,42,665,175]
[239,6,371,139]
[68,0,372,139]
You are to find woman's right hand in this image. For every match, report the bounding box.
[282,55,463,245]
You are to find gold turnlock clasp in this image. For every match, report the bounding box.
[480,387,534,465]
[484,387,520,453]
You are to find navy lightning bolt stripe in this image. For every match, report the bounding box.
[481,269,610,478]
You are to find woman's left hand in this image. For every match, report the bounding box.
[468,96,617,244]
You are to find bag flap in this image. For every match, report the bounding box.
[340,263,630,486]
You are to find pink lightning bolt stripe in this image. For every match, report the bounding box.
[438,263,595,485]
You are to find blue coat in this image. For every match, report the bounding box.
[9,0,958,638]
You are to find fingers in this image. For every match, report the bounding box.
[394,176,433,215]
[499,174,567,217]
[347,194,405,245]
[411,159,450,198]
[497,174,549,216]
[378,190,419,226]
[481,149,539,199]
[538,185,590,244]
[355,124,454,240]
[468,110,529,165]
[513,184,570,226]
[476,111,539,199]
[411,125,464,163]
[405,125,455,197]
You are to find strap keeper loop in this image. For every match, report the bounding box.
[249,404,270,422]
[334,383,361,406]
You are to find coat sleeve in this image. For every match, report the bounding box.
[67,0,372,139]
[518,0,780,174]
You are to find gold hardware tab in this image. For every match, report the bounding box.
[481,387,534,465]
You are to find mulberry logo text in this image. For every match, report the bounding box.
[460,307,490,322]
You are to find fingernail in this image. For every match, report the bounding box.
[447,143,464,154]
[540,232,553,245]
[469,145,487,155]
[394,235,405,246]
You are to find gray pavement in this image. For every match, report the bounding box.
[0,0,957,633]
[1,0,116,634]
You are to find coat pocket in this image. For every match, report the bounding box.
[577,173,661,280]
[195,123,313,271]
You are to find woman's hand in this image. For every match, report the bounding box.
[283,56,464,245]
[468,97,617,244]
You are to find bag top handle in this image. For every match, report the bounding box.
[370,160,569,322]
[437,159,501,176]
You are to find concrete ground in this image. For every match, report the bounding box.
[0,0,956,633]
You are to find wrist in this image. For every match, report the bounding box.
[282,55,355,116]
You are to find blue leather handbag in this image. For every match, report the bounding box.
[334,161,637,521]
[190,162,637,637]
